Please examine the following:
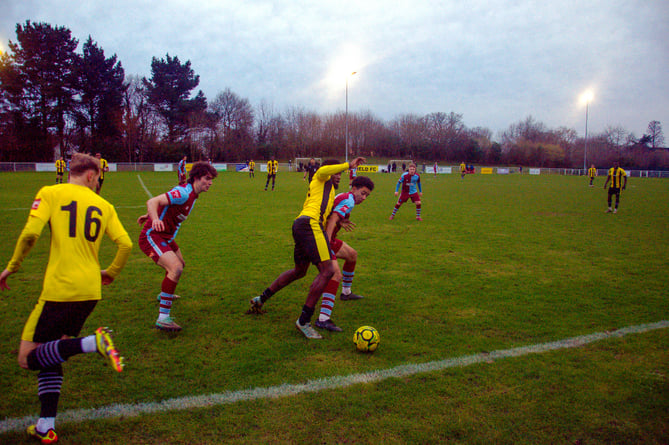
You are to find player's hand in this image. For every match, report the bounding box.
[622,186,626,191]
[340,219,356,232]
[349,157,366,169]
[137,214,149,225]
[151,219,165,232]
[394,192,399,196]
[101,270,115,286]
[0,269,13,291]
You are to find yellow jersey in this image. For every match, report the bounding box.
[55,159,66,173]
[99,158,108,179]
[249,161,255,170]
[607,167,627,189]
[460,163,466,172]
[7,183,131,302]
[267,160,278,175]
[298,162,349,223]
[588,167,597,178]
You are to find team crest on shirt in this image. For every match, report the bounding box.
[170,190,182,199]
[31,198,41,210]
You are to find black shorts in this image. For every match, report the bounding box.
[608,187,620,196]
[292,216,332,266]
[22,300,98,343]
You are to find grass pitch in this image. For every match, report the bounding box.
[0,170,667,444]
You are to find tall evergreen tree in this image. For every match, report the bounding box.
[3,21,80,160]
[76,36,126,156]
[142,54,206,144]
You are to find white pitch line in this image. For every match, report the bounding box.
[137,174,153,198]
[0,320,667,434]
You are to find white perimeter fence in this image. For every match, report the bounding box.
[0,162,667,178]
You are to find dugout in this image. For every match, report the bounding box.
[295,157,322,172]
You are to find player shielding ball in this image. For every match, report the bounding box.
[389,163,422,221]
[248,157,366,339]
[315,175,374,332]
[0,153,132,444]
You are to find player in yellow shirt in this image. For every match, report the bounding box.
[264,156,278,191]
[95,152,109,193]
[603,161,627,213]
[588,164,597,187]
[55,156,66,183]
[248,157,366,338]
[460,161,466,179]
[0,153,132,443]
[248,159,255,178]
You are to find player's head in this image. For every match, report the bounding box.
[188,161,218,184]
[613,161,619,168]
[69,153,101,189]
[309,158,315,164]
[95,152,101,159]
[188,161,218,193]
[351,176,374,205]
[408,163,417,174]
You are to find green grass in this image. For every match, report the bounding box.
[0,170,667,444]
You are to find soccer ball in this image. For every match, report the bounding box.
[353,326,380,352]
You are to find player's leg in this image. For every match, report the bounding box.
[337,242,363,300]
[390,195,405,220]
[155,250,184,331]
[607,189,614,212]
[413,194,422,220]
[264,174,270,190]
[614,190,621,212]
[316,260,343,331]
[20,301,121,441]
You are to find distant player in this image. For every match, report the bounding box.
[303,158,318,184]
[433,161,438,177]
[460,161,466,179]
[178,155,187,185]
[264,156,278,191]
[0,153,132,444]
[603,161,627,213]
[55,156,66,183]
[247,157,366,339]
[389,163,422,221]
[95,152,109,193]
[315,176,375,332]
[588,164,597,187]
[138,161,218,332]
[248,159,255,178]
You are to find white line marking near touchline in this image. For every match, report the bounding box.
[1,320,667,434]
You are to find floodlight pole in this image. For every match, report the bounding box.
[583,101,589,172]
[345,71,357,163]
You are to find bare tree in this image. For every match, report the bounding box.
[646,120,664,149]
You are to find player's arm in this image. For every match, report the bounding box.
[395,175,403,194]
[603,173,610,189]
[146,193,171,232]
[325,212,341,240]
[0,215,46,290]
[417,177,422,194]
[622,174,627,190]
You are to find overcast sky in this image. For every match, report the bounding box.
[1,0,668,139]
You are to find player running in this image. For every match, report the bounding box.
[247,157,366,339]
[389,162,422,221]
[138,161,218,332]
[0,153,132,444]
[315,175,375,332]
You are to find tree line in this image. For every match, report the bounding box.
[1,21,667,169]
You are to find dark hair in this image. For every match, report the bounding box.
[351,175,374,191]
[321,159,340,167]
[69,153,100,176]
[188,161,218,183]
